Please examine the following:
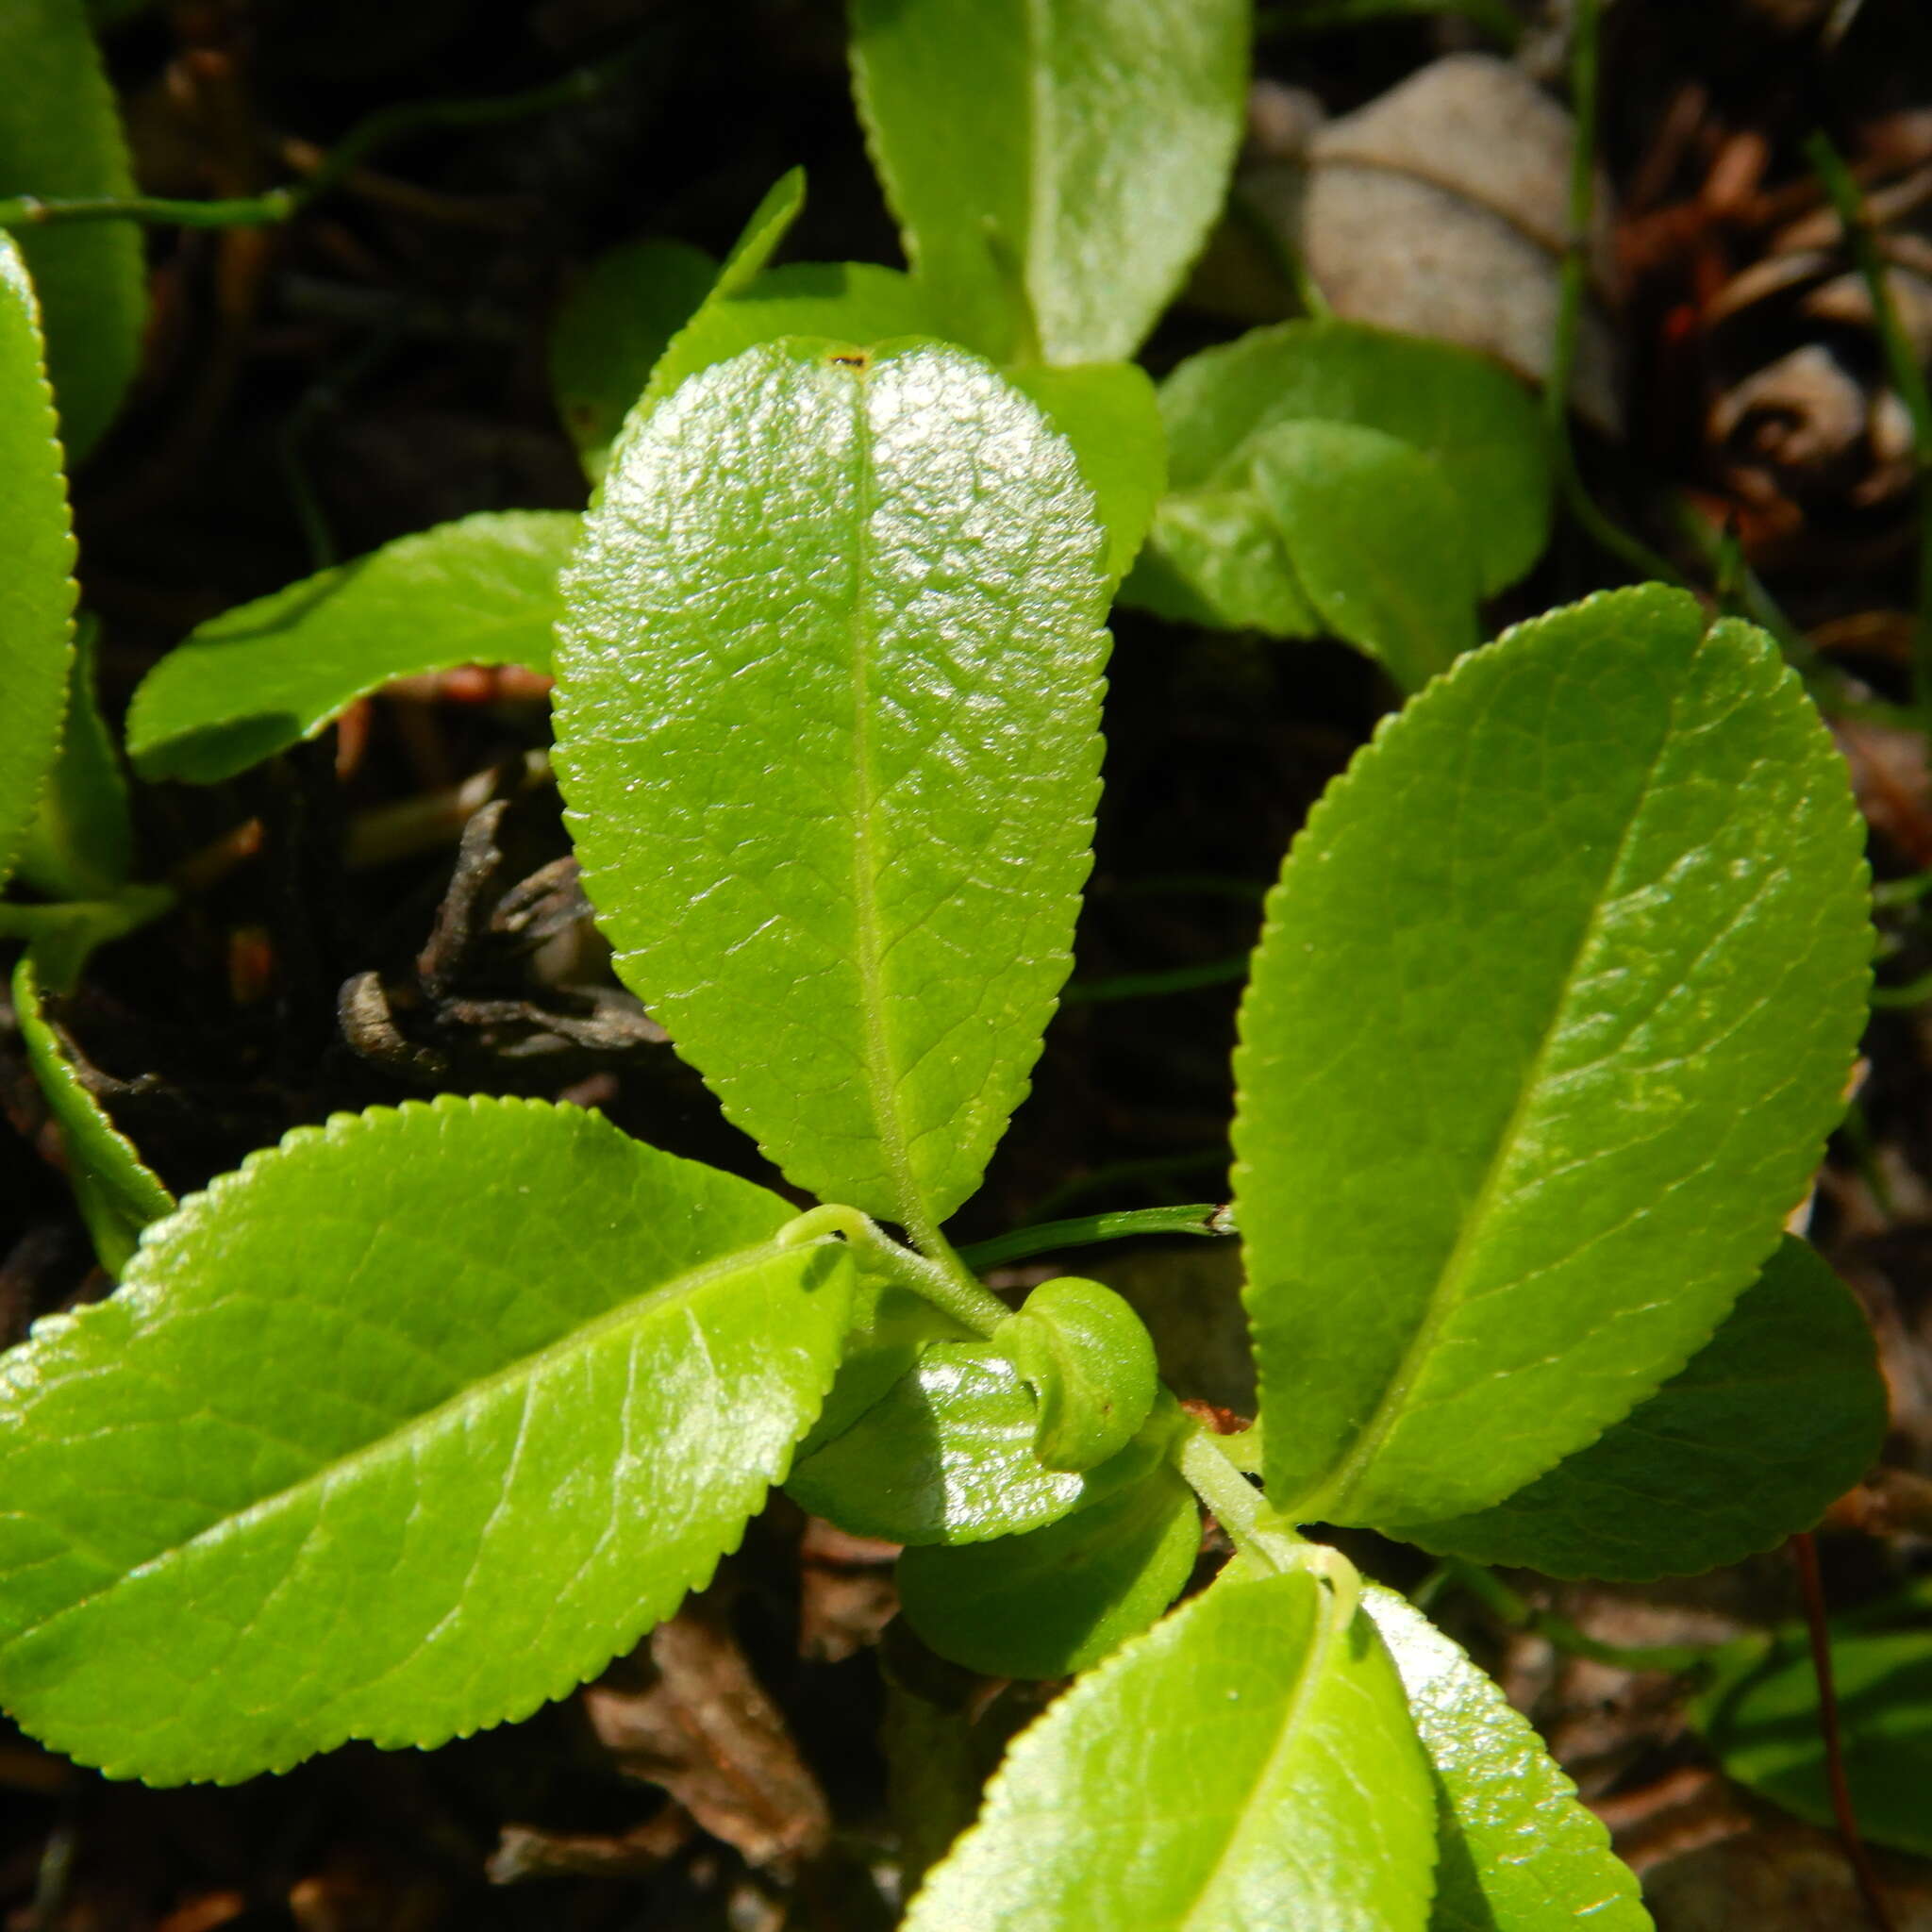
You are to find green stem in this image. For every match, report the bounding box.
[1805,129,1932,729]
[777,1205,1012,1338]
[1546,0,1689,591]
[1174,1424,1305,1572]
[958,1202,1235,1273]
[0,45,643,233]
[1444,1557,1713,1673]
[1063,957,1249,1004]
[1029,1148,1231,1220]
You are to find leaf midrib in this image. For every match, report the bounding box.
[1294,643,1696,1523]
[841,364,928,1236]
[0,1231,800,1656]
[1176,1577,1337,1929]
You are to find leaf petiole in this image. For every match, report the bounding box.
[777,1204,1013,1338]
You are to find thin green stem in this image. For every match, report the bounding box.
[1806,130,1932,730]
[1547,0,1689,591]
[1443,1557,1713,1673]
[1029,1148,1231,1220]
[1174,1424,1303,1569]
[958,1202,1234,1273]
[777,1205,1012,1338]
[1870,969,1932,1009]
[0,45,643,233]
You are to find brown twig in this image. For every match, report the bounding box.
[1790,1533,1895,1932]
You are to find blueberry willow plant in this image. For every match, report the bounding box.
[0,2,1892,1926]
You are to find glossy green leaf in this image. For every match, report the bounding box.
[637,169,805,412]
[0,1096,852,1784]
[1396,1239,1886,1579]
[550,238,716,479]
[0,0,143,458]
[786,1340,1155,1546]
[897,1462,1199,1679]
[1363,1586,1652,1932]
[798,1277,974,1459]
[1698,1624,1932,1857]
[11,953,173,1275]
[1234,587,1871,1529]
[646,258,939,416]
[904,1568,1438,1930]
[16,623,133,902]
[997,1276,1158,1473]
[850,0,1248,364]
[1007,362,1166,583]
[1252,421,1480,690]
[555,340,1109,1233]
[1151,319,1551,597]
[125,510,579,784]
[0,234,77,893]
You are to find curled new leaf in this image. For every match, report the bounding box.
[0,1097,852,1784]
[1235,586,1871,1529]
[996,1276,1158,1473]
[904,1567,1438,1930]
[125,511,579,784]
[555,339,1110,1234]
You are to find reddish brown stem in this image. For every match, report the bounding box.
[1790,1533,1895,1932]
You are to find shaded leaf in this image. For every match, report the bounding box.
[1234,587,1871,1529]
[1396,1239,1887,1579]
[647,258,938,416]
[786,1340,1156,1546]
[896,1462,1198,1678]
[0,1096,852,1783]
[11,954,173,1275]
[850,0,1248,364]
[1363,1587,1652,1932]
[1252,419,1480,688]
[14,624,131,901]
[550,238,717,480]
[904,1568,1437,1930]
[555,340,1108,1232]
[126,511,579,784]
[1698,1624,1932,1858]
[1007,362,1166,583]
[0,234,77,892]
[0,0,143,457]
[1125,317,1551,639]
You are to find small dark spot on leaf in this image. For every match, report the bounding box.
[829,351,869,368]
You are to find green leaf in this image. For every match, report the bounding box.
[1363,1586,1652,1932]
[797,1276,974,1460]
[550,238,716,480]
[0,886,173,994]
[555,340,1109,1233]
[0,1096,853,1784]
[637,169,805,413]
[0,234,77,893]
[1234,587,1872,1529]
[1395,1239,1887,1579]
[1124,487,1321,636]
[0,0,143,458]
[11,953,173,1275]
[646,258,940,418]
[1007,362,1166,584]
[125,510,579,784]
[849,0,1248,364]
[896,1462,1199,1679]
[997,1276,1158,1473]
[1252,421,1481,690]
[16,623,134,902]
[1152,320,1551,597]
[786,1339,1155,1546]
[903,1568,1438,1930]
[1698,1624,1932,1858]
